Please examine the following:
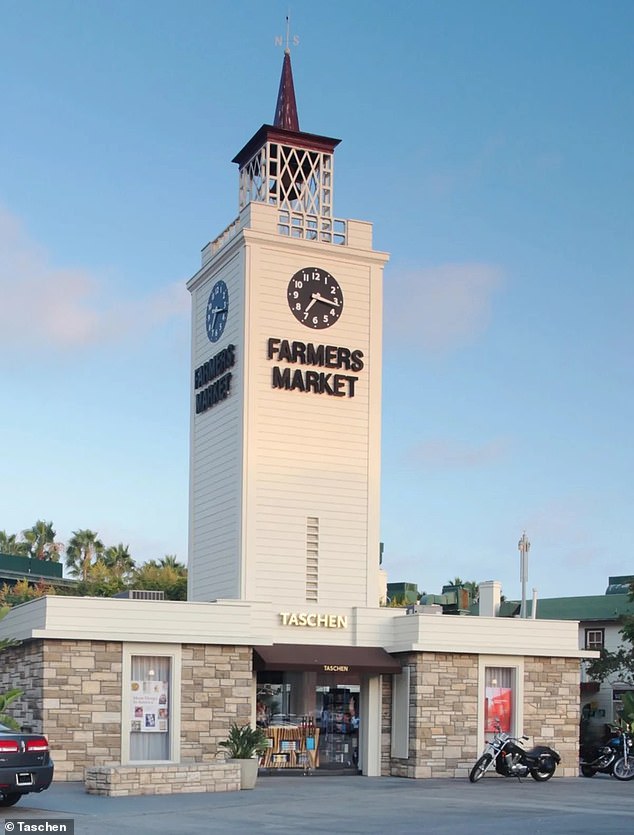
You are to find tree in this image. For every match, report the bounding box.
[0,688,23,730]
[22,520,60,561]
[0,531,28,557]
[65,529,104,581]
[0,607,23,728]
[102,543,135,583]
[0,579,55,607]
[131,559,187,601]
[75,561,127,597]
[586,581,634,685]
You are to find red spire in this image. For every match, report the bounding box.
[274,49,299,132]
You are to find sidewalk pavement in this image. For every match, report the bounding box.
[5,774,634,835]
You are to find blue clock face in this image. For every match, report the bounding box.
[206,280,229,343]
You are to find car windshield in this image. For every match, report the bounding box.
[0,723,14,733]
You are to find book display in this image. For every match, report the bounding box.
[256,678,361,772]
[260,718,320,770]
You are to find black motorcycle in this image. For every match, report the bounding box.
[469,720,561,782]
[580,726,633,779]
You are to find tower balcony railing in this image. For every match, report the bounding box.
[202,217,242,265]
[277,211,346,245]
[202,209,347,266]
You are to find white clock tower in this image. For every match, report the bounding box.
[187,50,389,608]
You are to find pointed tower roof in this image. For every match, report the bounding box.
[274,48,299,131]
[232,49,341,219]
[232,49,340,168]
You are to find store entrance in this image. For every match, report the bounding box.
[256,671,361,774]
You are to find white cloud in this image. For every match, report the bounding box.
[384,263,504,353]
[0,205,189,353]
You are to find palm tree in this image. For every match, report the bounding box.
[65,529,104,581]
[22,520,59,561]
[131,560,187,600]
[102,543,135,581]
[0,531,28,557]
[158,554,185,570]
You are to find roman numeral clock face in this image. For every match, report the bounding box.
[287,267,344,329]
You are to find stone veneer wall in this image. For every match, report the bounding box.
[383,652,479,778]
[85,762,240,796]
[523,656,580,777]
[0,639,254,782]
[382,652,580,778]
[43,639,124,781]
[180,644,253,763]
[0,641,44,732]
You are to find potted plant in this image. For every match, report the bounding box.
[219,722,268,789]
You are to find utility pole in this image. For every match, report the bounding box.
[518,532,530,618]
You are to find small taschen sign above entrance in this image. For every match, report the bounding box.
[253,644,402,675]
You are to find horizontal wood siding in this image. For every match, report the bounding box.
[189,250,244,601]
[243,238,383,606]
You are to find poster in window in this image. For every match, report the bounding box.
[131,680,169,733]
[485,686,512,733]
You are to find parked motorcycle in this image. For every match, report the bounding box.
[612,727,634,781]
[580,725,634,779]
[469,720,561,782]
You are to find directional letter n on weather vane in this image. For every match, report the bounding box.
[275,15,300,50]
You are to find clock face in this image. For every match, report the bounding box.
[206,279,229,343]
[287,267,344,329]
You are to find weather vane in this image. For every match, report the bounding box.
[275,12,299,52]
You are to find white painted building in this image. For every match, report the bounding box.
[0,49,594,791]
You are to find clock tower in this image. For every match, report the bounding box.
[187,50,389,608]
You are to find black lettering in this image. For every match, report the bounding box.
[306,343,325,366]
[194,371,234,414]
[226,344,236,367]
[278,339,293,362]
[332,374,347,397]
[347,376,358,397]
[319,373,334,395]
[305,371,320,393]
[292,340,306,363]
[324,345,338,368]
[272,366,291,389]
[267,338,280,360]
[337,347,351,370]
[291,369,306,391]
[350,350,364,372]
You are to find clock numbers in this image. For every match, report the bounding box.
[206,279,229,343]
[287,267,344,330]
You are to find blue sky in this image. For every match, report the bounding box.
[1,0,632,601]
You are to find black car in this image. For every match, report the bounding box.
[0,722,54,806]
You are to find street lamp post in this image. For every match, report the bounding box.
[518,532,530,618]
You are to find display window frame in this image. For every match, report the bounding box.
[477,656,524,752]
[121,643,182,765]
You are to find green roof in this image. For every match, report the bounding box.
[0,552,63,580]
[525,593,634,621]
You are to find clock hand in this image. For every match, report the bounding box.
[312,293,340,307]
[209,306,227,328]
[304,297,317,313]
